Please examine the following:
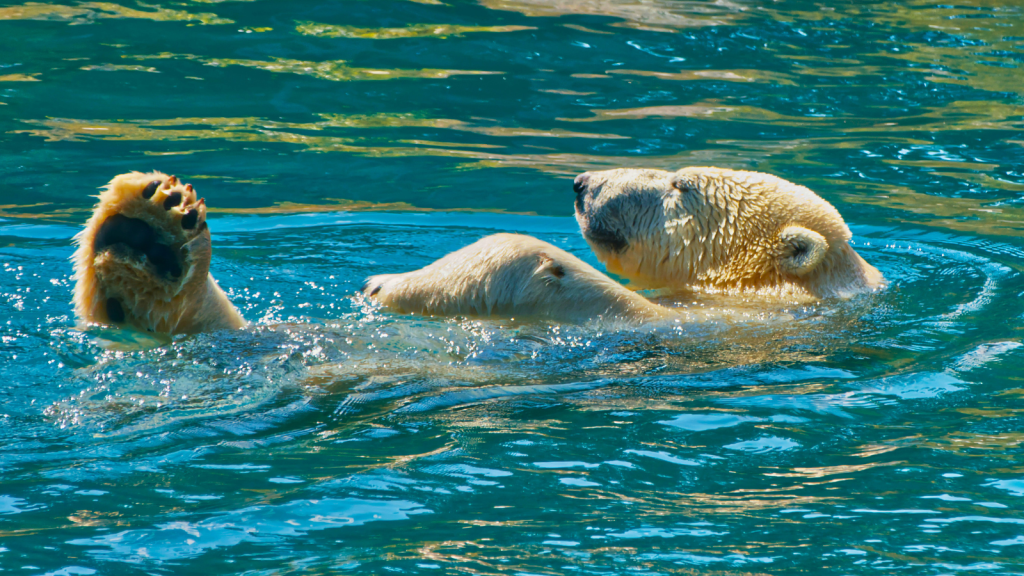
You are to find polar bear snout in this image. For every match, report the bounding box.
[581,222,629,254]
[575,192,632,254]
[573,172,592,215]
[573,173,591,197]
[574,170,664,257]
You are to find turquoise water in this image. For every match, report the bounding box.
[2,0,1024,573]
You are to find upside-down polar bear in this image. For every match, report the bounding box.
[72,167,884,333]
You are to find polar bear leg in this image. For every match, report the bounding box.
[72,172,246,334]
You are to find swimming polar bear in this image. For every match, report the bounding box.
[571,167,884,299]
[359,233,679,324]
[72,168,883,334]
[364,167,883,316]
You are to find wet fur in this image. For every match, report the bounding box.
[362,233,682,323]
[72,171,245,334]
[574,167,884,299]
[73,167,883,334]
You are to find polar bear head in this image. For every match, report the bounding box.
[573,166,884,299]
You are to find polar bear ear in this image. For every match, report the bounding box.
[536,253,567,285]
[776,225,828,277]
[670,172,697,194]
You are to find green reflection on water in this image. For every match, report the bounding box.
[295,20,535,40]
[0,2,233,25]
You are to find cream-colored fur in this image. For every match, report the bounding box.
[74,166,882,334]
[574,167,884,299]
[73,171,245,334]
[362,233,684,324]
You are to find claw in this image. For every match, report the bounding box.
[164,175,178,189]
[195,198,208,230]
[185,183,193,193]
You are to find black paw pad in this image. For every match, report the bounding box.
[163,192,182,210]
[94,214,182,279]
[146,244,182,279]
[94,214,156,252]
[142,180,161,199]
[106,297,126,323]
[181,210,198,230]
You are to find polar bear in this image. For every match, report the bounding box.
[365,167,883,315]
[72,172,679,331]
[360,233,679,324]
[571,167,884,299]
[73,168,882,334]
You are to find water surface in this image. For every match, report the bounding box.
[2,0,1024,573]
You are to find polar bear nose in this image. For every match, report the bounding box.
[573,173,591,196]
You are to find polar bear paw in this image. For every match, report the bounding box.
[73,171,216,333]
